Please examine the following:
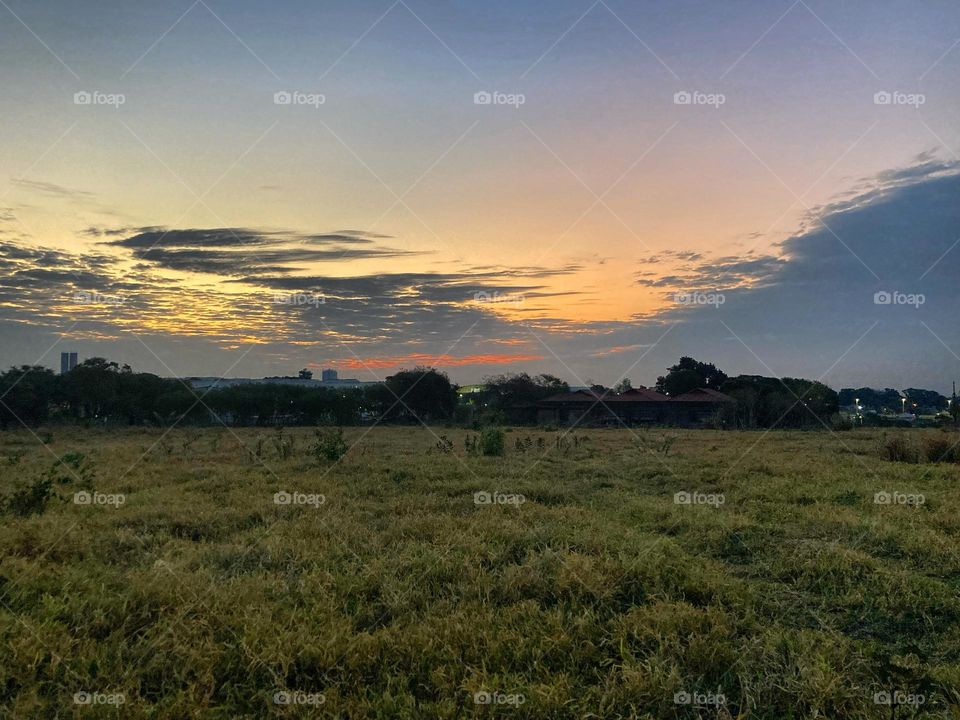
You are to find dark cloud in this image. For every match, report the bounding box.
[107,227,419,276]
[10,179,96,201]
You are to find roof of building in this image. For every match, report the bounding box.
[615,387,671,402]
[541,386,692,403]
[670,387,735,403]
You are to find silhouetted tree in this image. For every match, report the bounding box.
[0,365,57,429]
[656,357,728,396]
[383,367,456,422]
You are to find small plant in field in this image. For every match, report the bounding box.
[3,477,54,517]
[38,430,53,444]
[536,436,545,450]
[880,435,920,463]
[923,435,958,463]
[555,433,571,453]
[209,430,224,451]
[464,435,479,455]
[659,436,677,456]
[251,435,266,463]
[3,450,25,466]
[514,436,533,453]
[313,427,347,462]
[158,436,174,456]
[272,426,295,460]
[389,468,410,483]
[45,453,96,486]
[480,427,505,456]
[434,435,454,453]
[181,430,201,452]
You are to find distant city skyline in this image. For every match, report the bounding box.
[1,1,959,390]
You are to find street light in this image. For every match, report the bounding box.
[901,397,906,413]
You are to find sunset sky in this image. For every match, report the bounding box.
[1,0,959,390]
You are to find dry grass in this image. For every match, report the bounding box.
[2,426,960,718]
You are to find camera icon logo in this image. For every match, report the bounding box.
[274,491,292,505]
[474,691,492,704]
[74,491,92,505]
[474,91,492,105]
[674,691,691,704]
[874,491,891,505]
[673,91,692,105]
[274,91,292,105]
[873,91,892,105]
[873,291,892,305]
[674,491,691,505]
[73,691,92,705]
[474,491,492,505]
[74,91,92,105]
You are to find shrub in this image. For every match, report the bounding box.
[880,435,920,463]
[480,427,505,456]
[3,477,54,516]
[313,427,347,462]
[272,426,295,460]
[923,436,958,463]
[830,413,854,431]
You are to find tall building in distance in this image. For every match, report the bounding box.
[60,352,78,375]
[321,368,338,382]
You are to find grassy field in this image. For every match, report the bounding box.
[2,425,960,718]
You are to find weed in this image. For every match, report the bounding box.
[313,426,347,462]
[480,427,505,456]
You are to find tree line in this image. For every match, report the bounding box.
[4,354,944,430]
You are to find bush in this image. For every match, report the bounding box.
[3,477,54,516]
[880,435,920,463]
[830,413,853,431]
[313,427,347,462]
[480,427,505,456]
[923,435,958,463]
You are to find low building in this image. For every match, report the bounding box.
[536,386,734,427]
